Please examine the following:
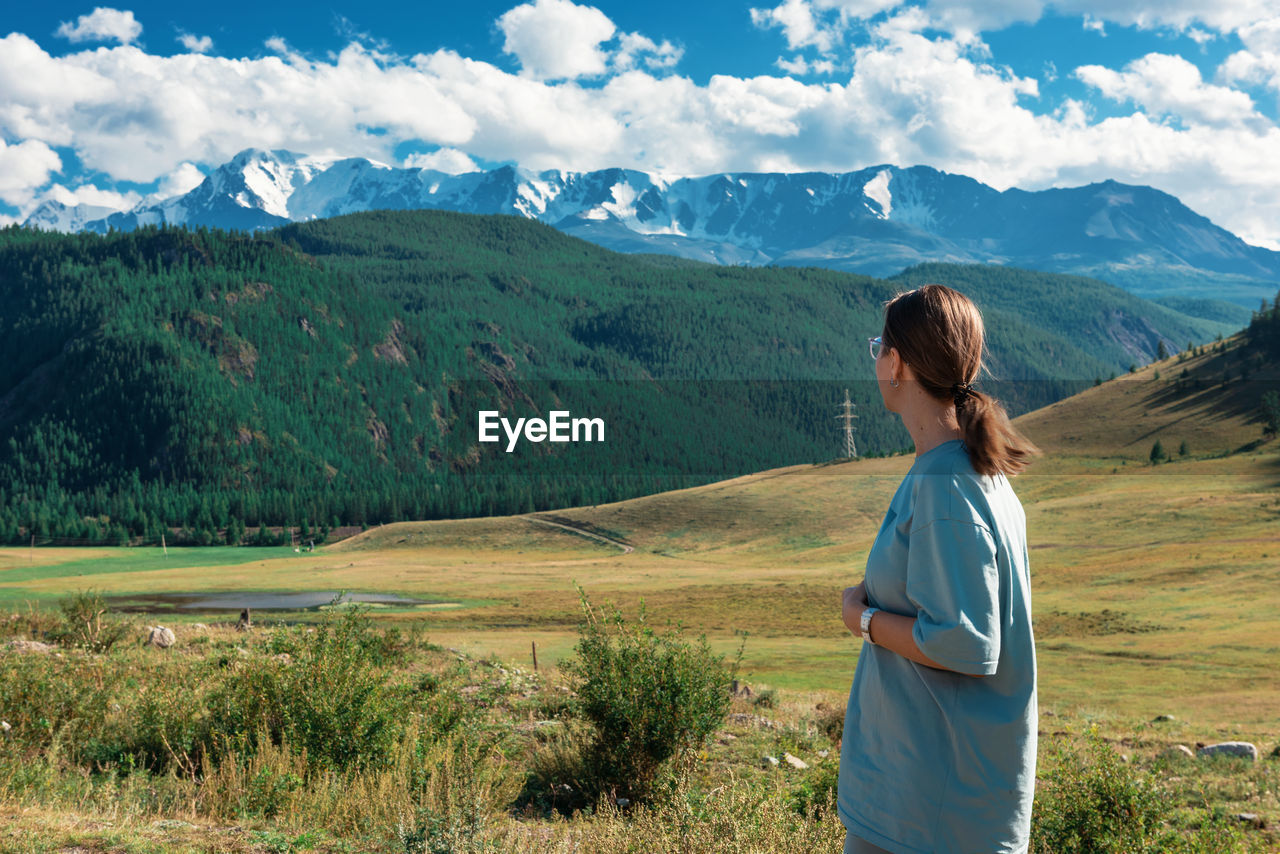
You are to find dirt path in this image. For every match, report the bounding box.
[522,515,635,554]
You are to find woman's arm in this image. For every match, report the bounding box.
[842,584,988,677]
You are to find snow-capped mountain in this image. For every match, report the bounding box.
[29,148,1280,306]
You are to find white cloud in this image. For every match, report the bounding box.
[1077,53,1258,126]
[764,1,1279,40]
[750,0,841,53]
[42,182,141,212]
[497,0,616,80]
[1083,14,1105,35]
[177,32,213,54]
[403,147,479,174]
[1187,27,1214,45]
[0,138,61,206]
[155,162,206,198]
[55,7,141,45]
[774,55,837,75]
[0,36,476,183]
[614,32,682,72]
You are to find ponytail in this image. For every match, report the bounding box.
[954,389,1039,478]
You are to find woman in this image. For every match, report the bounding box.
[837,284,1039,854]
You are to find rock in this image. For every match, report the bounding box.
[1232,813,1266,829]
[729,712,777,730]
[5,639,56,654]
[717,733,737,744]
[615,798,630,808]
[272,653,292,664]
[1198,742,1259,761]
[150,819,197,830]
[784,752,808,770]
[146,626,176,648]
[1161,745,1195,760]
[235,608,251,631]
[191,623,209,631]
[1152,714,1176,722]
[762,755,779,768]
[1,721,10,733]
[817,749,830,758]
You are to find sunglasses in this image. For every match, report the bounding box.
[869,336,883,360]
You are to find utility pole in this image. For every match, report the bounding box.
[835,388,859,459]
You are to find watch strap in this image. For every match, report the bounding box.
[860,607,879,643]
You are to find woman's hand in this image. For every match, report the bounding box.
[842,582,868,635]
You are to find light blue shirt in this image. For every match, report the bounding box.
[838,439,1037,854]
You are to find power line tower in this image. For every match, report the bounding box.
[835,388,858,458]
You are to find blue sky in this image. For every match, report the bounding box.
[3,1,1280,248]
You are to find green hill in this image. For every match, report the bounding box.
[0,211,1248,544]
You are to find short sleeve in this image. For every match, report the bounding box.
[905,518,1001,675]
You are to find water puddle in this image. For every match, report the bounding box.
[105,591,438,612]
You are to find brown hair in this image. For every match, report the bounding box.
[881,284,1039,477]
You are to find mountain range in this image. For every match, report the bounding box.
[25,149,1280,313]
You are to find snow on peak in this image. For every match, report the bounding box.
[863,169,892,219]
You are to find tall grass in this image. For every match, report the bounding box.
[0,595,1273,853]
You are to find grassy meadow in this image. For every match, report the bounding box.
[1,339,1278,851]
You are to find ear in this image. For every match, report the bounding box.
[885,347,903,382]
[888,348,916,384]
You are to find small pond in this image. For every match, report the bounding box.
[106,591,434,612]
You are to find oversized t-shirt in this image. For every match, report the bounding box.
[838,438,1037,854]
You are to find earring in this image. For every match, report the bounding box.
[889,377,899,388]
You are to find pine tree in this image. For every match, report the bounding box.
[1150,440,1166,464]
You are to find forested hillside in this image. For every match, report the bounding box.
[0,211,1235,544]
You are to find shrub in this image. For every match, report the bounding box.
[46,590,133,653]
[752,688,777,710]
[206,604,407,772]
[557,588,739,804]
[790,755,839,818]
[815,703,845,746]
[1031,733,1164,853]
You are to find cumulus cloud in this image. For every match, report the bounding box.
[42,182,141,212]
[1078,53,1258,126]
[55,7,142,45]
[0,138,62,206]
[750,0,841,53]
[614,32,682,72]
[748,0,1279,42]
[497,0,616,80]
[774,55,837,75]
[177,32,213,54]
[155,162,206,198]
[403,147,479,174]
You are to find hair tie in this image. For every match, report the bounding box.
[951,381,974,406]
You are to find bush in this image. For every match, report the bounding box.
[206,604,407,772]
[558,588,740,803]
[1031,733,1164,853]
[46,590,133,653]
[815,703,845,746]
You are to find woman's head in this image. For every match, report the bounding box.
[878,284,1039,477]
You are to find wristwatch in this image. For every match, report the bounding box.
[859,607,879,644]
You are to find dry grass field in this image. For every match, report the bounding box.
[2,337,1277,736]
